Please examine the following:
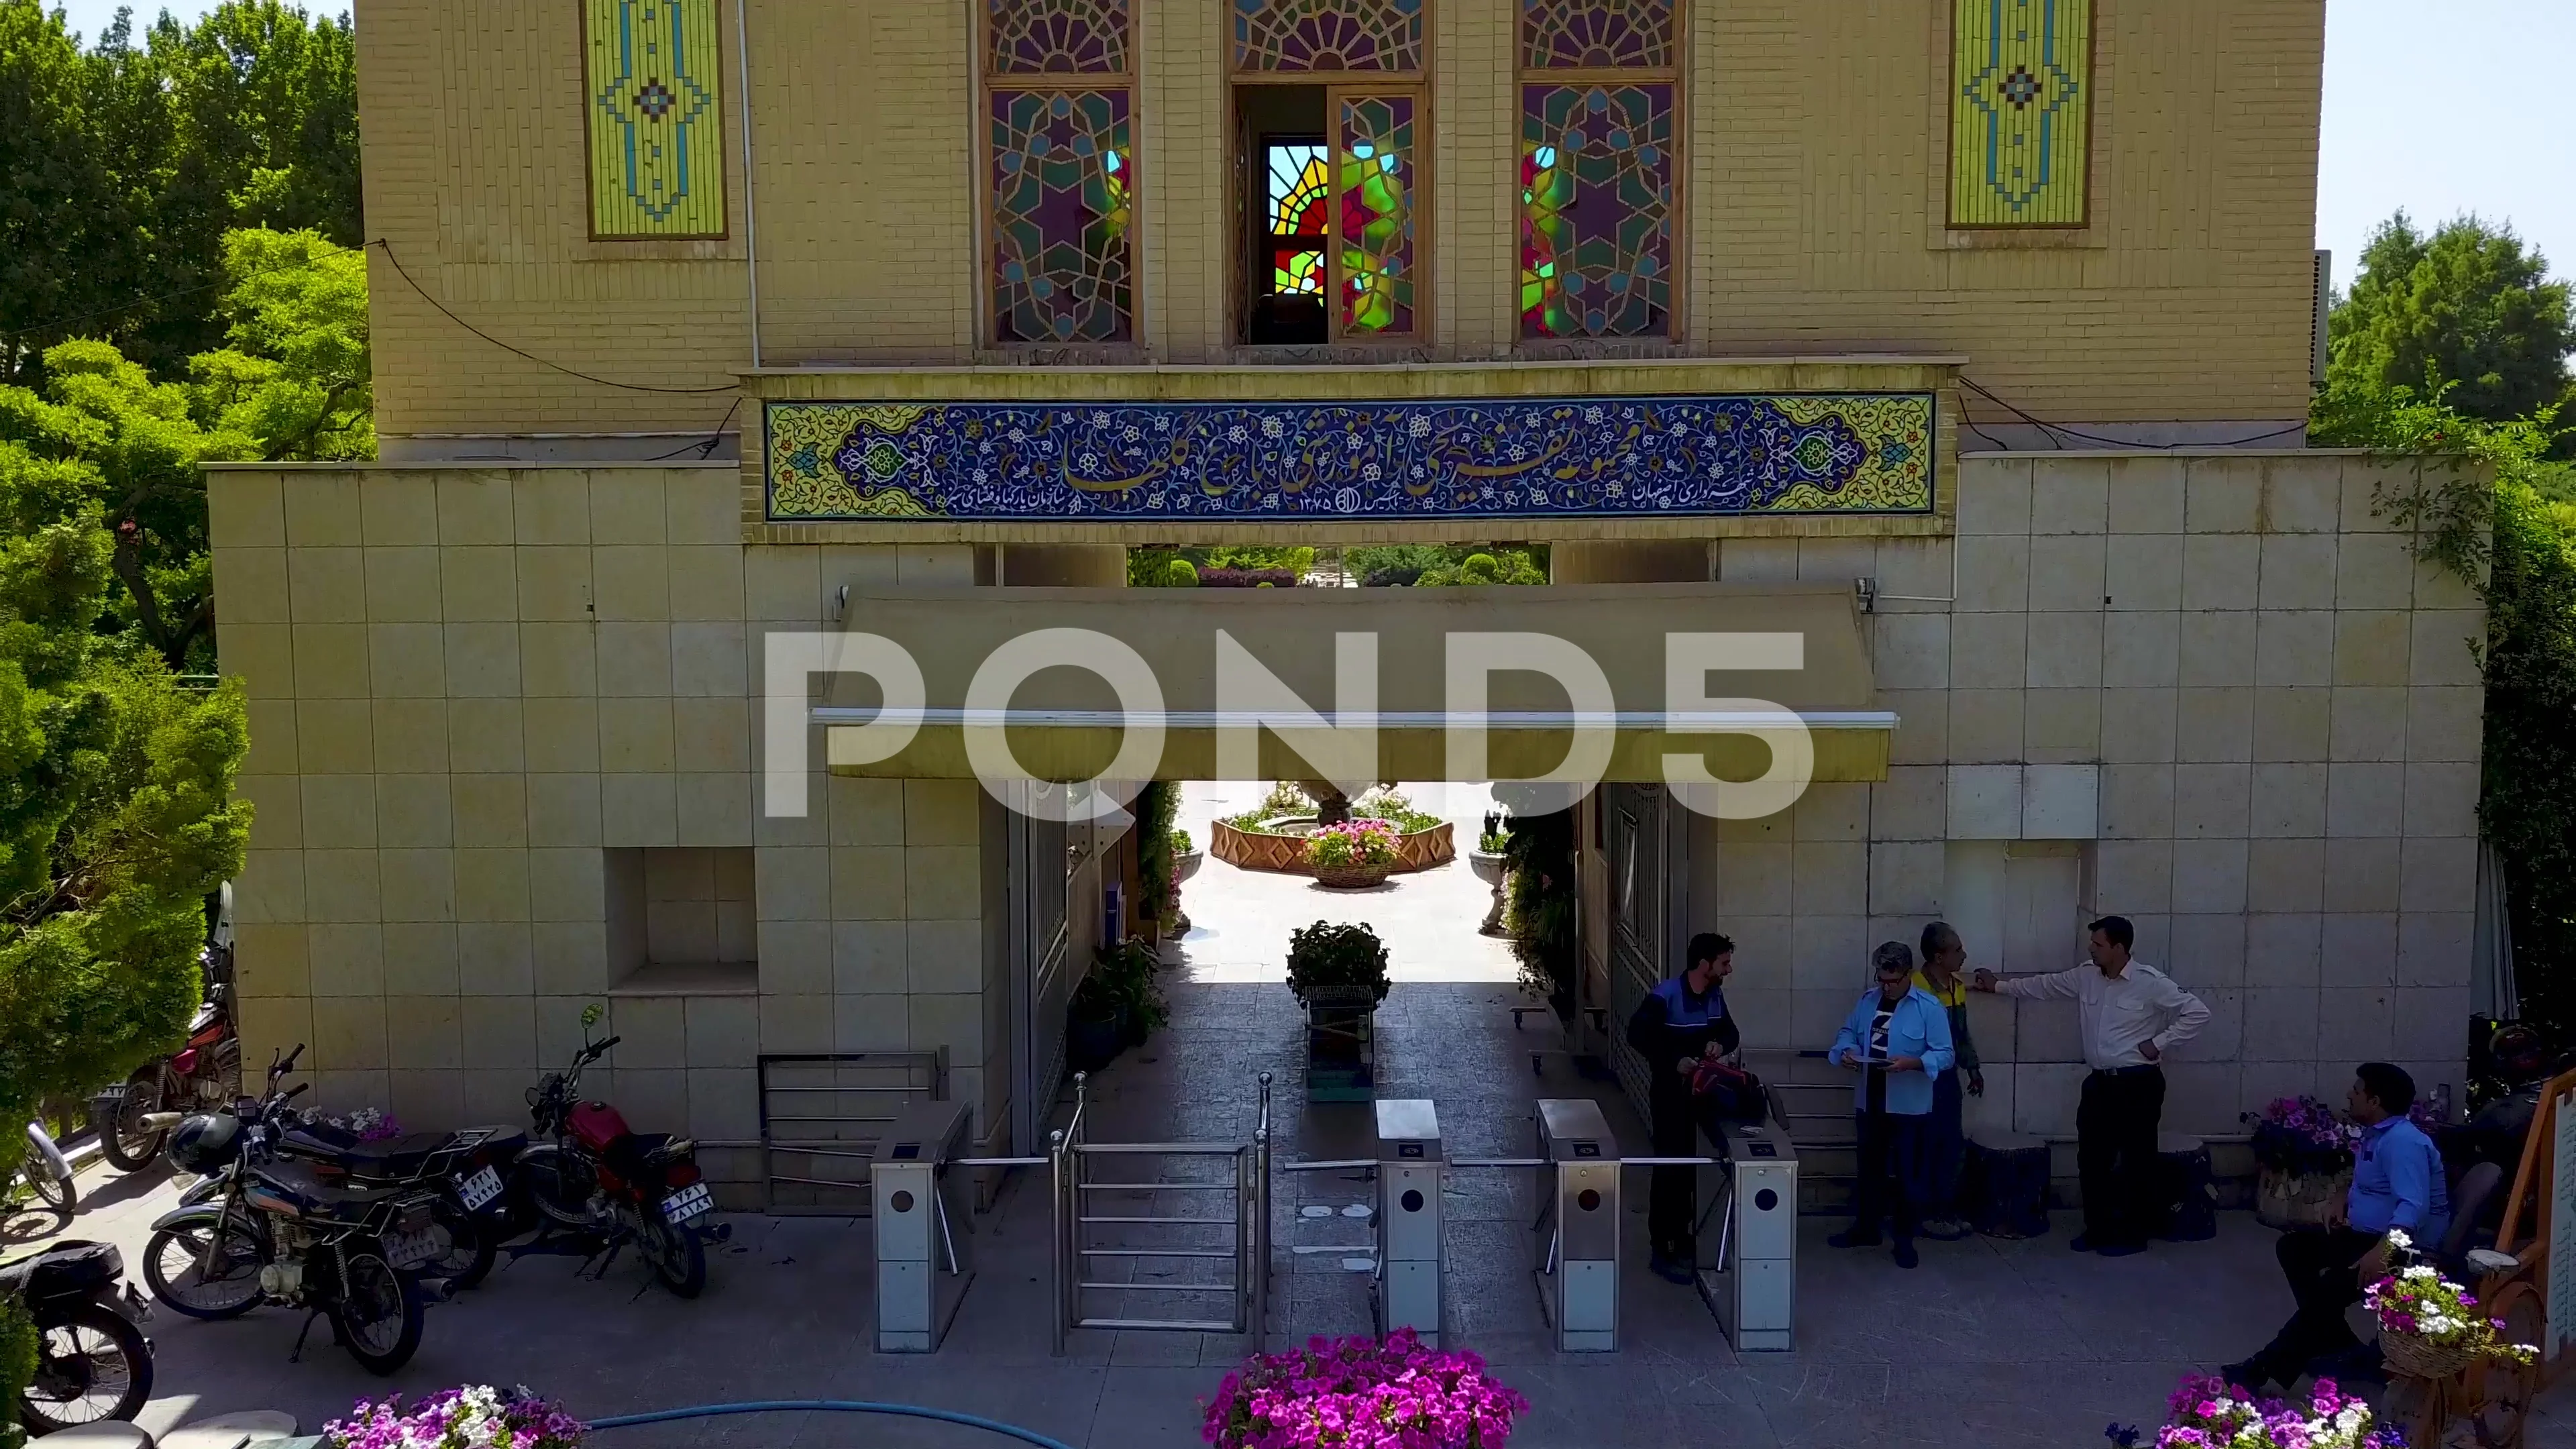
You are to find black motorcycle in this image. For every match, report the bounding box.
[3,1240,154,1436]
[272,1116,529,1290]
[140,1048,442,1375]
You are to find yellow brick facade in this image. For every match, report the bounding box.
[360,0,2325,445]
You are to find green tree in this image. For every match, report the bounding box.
[2328,213,2575,425]
[0,475,251,1155]
[193,227,373,460]
[0,1,360,383]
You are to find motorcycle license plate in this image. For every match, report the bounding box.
[455,1165,504,1212]
[384,1228,444,1270]
[661,1182,714,1226]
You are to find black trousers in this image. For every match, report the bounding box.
[2247,1226,2379,1385]
[1849,1109,1929,1242]
[1649,1089,1697,1259]
[2077,1066,2165,1247]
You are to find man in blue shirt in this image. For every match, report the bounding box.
[2226,1062,2451,1393]
[1625,932,1740,1285]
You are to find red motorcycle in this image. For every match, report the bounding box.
[92,890,239,1171]
[508,1013,722,1297]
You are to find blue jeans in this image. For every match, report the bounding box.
[1925,1067,1966,1217]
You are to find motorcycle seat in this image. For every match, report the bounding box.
[0,1240,121,1303]
[250,1161,409,1214]
[282,1128,453,1179]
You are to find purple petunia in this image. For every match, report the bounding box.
[1202,1330,1531,1449]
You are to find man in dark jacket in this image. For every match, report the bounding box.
[1626,931,1741,1283]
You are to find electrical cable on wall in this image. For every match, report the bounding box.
[1956,374,2309,452]
[372,239,738,396]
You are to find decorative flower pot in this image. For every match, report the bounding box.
[1467,850,1508,887]
[1303,991,1377,1103]
[1313,861,1393,890]
[1067,1009,1127,1075]
[1175,849,1204,884]
[1469,851,1509,935]
[2255,1165,2351,1230]
[2380,1328,2479,1381]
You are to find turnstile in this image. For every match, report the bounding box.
[1530,1098,1619,1351]
[1696,1112,1798,1351]
[870,1099,975,1352]
[1373,1098,1442,1344]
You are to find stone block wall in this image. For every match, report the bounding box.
[1693,451,2487,1139]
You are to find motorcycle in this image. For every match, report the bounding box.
[1,1240,154,1436]
[512,1009,722,1297]
[4,1120,77,1215]
[138,1046,444,1375]
[272,1115,528,1290]
[91,887,239,1172]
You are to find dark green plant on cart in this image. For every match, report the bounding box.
[1285,921,1391,1008]
[1503,810,1576,1012]
[1134,778,1181,921]
[1095,937,1169,1036]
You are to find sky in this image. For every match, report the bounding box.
[45,0,2576,297]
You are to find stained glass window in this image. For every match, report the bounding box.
[1520,0,1672,70]
[1234,0,1424,73]
[581,0,727,237]
[1268,144,1330,295]
[1947,0,2092,227]
[989,89,1134,343]
[1519,83,1672,339]
[987,0,1128,74]
[1336,94,1415,335]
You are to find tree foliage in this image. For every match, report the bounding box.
[0,0,360,384]
[2327,213,2575,429]
[2314,374,2576,1033]
[0,228,368,672]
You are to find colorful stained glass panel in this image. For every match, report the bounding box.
[1948,0,2091,227]
[1336,95,1416,335]
[987,0,1128,74]
[1519,83,1672,339]
[582,0,727,237]
[990,89,1134,343]
[1520,0,1673,70]
[1234,0,1424,72]
[1269,144,1329,294]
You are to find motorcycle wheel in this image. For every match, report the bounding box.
[25,1160,75,1214]
[514,1147,596,1230]
[427,1194,497,1289]
[330,1246,424,1376]
[92,1075,166,1173]
[639,1214,706,1299]
[18,1302,154,1434]
[143,1219,264,1320]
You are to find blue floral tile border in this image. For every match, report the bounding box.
[763,392,1935,521]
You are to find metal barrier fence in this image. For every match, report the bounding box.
[757,1050,947,1214]
[1046,1073,1272,1354]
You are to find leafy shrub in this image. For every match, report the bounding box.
[1220,781,1313,830]
[1163,557,1201,586]
[1285,920,1391,1006]
[1093,938,1169,1035]
[1200,566,1301,588]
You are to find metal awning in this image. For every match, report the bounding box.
[812,583,1893,784]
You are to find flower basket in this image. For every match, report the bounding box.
[1313,861,1393,890]
[2256,1165,2353,1230]
[1204,1330,1529,1449]
[2380,1328,2481,1381]
[327,1387,586,1449]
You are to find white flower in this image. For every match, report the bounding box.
[2385,1228,2413,1249]
[2402,1265,2436,1280]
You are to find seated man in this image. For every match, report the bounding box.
[2226,1062,2452,1393]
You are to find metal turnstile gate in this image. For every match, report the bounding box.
[1695,1109,1800,1351]
[1373,1099,1443,1344]
[871,1099,976,1351]
[1051,1073,1273,1353]
[1529,1099,1619,1351]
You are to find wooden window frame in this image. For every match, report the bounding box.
[974,1,1143,354]
[1513,0,1688,345]
[1226,1,1434,349]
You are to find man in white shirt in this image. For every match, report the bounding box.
[1971,914,2210,1257]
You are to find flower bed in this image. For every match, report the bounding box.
[1210,816,1455,875]
[1204,1330,1528,1449]
[327,1385,586,1449]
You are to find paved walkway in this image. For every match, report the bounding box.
[10,793,2576,1446]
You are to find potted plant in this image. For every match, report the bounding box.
[1095,938,1169,1049]
[327,1387,586,1449]
[1173,827,1203,885]
[1470,810,1510,935]
[1287,921,1390,1102]
[2243,1095,2359,1229]
[1305,818,1399,889]
[1204,1330,1529,1449]
[2108,1374,2398,1449]
[1066,972,1128,1075]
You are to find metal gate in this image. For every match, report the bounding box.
[1601,783,1688,1124]
[1050,1075,1272,1351]
[756,1050,948,1212]
[1009,784,1073,1157]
